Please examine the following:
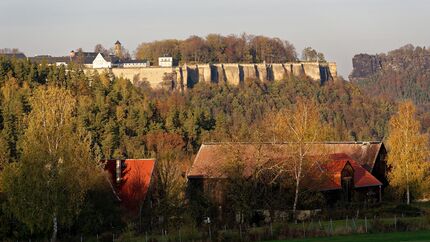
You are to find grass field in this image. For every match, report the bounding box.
[272,230,430,242]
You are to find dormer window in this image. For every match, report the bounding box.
[341,161,354,202]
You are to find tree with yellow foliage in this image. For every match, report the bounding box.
[1,86,101,241]
[387,101,429,205]
[270,99,332,215]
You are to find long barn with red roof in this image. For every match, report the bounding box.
[187,141,387,209]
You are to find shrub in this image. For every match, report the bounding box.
[218,230,241,242]
[370,217,391,233]
[391,204,423,217]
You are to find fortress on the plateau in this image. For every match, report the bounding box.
[93,62,337,89]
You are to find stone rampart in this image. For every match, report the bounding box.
[92,61,337,89]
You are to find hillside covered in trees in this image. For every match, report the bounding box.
[0,57,392,161]
[350,44,430,110]
[0,53,400,239]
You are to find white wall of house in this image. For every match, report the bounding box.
[158,57,173,67]
[122,62,149,68]
[92,53,112,69]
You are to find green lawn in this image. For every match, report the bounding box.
[271,230,430,242]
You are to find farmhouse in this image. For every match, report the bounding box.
[187,142,387,210]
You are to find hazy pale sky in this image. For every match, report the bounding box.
[1,0,429,77]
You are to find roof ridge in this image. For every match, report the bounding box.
[202,141,382,145]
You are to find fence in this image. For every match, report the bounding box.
[17,215,429,242]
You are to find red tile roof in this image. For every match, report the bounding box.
[318,153,382,191]
[103,159,156,210]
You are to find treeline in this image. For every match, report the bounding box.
[135,33,300,65]
[0,56,393,239]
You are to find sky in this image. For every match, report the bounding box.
[0,0,429,77]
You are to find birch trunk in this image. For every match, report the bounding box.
[51,213,58,242]
[406,185,410,205]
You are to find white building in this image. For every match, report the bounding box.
[120,60,150,68]
[158,57,173,67]
[92,53,113,69]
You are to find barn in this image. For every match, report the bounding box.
[187,141,387,216]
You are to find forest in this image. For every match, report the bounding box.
[0,43,429,240]
[134,33,324,65]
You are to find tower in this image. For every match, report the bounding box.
[114,40,122,58]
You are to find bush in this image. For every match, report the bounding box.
[369,217,391,233]
[179,224,204,241]
[218,230,241,242]
[391,204,423,217]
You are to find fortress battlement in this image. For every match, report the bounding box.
[91,62,337,89]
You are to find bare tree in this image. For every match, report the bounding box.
[94,44,109,56]
[0,48,21,54]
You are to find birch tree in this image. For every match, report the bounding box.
[387,101,429,204]
[1,86,99,241]
[271,100,330,216]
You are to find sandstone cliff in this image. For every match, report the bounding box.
[349,54,382,81]
[92,62,337,89]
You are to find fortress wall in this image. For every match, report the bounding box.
[285,63,293,75]
[272,64,287,81]
[222,64,240,85]
[197,64,211,83]
[213,64,225,84]
[328,62,337,78]
[176,67,184,88]
[107,67,174,88]
[255,64,268,81]
[302,63,322,80]
[175,67,184,90]
[285,63,292,78]
[291,63,305,77]
[240,64,258,81]
[101,61,337,88]
[204,65,212,82]
[186,65,199,87]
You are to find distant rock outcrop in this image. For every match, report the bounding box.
[349,45,430,106]
[349,54,382,81]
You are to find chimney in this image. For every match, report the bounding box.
[116,160,121,183]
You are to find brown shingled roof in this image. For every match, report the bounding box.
[187,142,383,179]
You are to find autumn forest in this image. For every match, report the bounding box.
[1,39,430,241]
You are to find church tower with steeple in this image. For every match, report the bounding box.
[114,40,122,59]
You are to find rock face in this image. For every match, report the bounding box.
[349,54,382,81]
[96,62,337,89]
